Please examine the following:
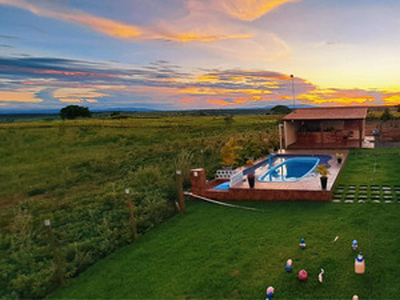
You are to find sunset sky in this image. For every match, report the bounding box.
[1,0,400,112]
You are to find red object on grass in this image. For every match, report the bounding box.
[298,269,308,281]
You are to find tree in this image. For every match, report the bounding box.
[380,107,393,121]
[60,105,92,120]
[270,105,292,115]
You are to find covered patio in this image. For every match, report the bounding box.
[283,107,368,149]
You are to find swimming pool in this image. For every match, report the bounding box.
[258,157,320,182]
[213,154,332,189]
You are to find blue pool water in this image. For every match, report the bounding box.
[213,154,332,189]
[258,157,320,182]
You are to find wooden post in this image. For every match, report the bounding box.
[176,170,185,213]
[125,189,138,241]
[359,120,363,148]
[44,220,66,287]
[320,121,324,146]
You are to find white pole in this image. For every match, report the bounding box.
[279,124,283,152]
[290,74,295,110]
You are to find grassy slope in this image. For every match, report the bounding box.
[51,149,400,299]
[0,115,278,214]
[50,200,400,299]
[0,115,280,298]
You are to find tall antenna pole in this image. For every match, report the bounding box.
[290,74,295,110]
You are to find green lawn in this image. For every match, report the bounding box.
[50,199,400,299]
[3,114,400,299]
[50,149,400,299]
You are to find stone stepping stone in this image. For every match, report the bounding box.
[382,186,391,191]
[335,189,344,193]
[383,190,392,194]
[344,200,354,203]
[371,185,380,190]
[332,199,341,203]
[373,200,381,203]
[394,186,400,191]
[383,195,393,200]
[385,200,393,204]
[357,195,368,200]
[359,185,368,190]
[358,200,365,203]
[345,194,355,199]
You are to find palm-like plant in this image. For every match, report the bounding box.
[315,164,330,178]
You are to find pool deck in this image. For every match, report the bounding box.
[190,150,349,201]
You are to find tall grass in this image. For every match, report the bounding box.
[0,115,279,298]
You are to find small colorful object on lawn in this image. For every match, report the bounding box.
[352,295,359,300]
[352,240,358,251]
[298,269,308,281]
[266,286,274,300]
[285,259,293,272]
[299,238,306,249]
[355,252,365,274]
[318,269,324,283]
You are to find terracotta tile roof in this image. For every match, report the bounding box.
[283,107,368,121]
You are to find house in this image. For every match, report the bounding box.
[283,107,368,149]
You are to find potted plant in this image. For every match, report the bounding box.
[246,159,255,188]
[315,164,330,189]
[336,153,344,164]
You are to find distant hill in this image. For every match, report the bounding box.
[0,104,318,118]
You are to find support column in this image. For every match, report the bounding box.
[320,121,324,146]
[190,169,207,195]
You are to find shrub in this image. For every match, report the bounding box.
[60,105,92,120]
[270,105,292,115]
[381,108,393,121]
[220,138,242,167]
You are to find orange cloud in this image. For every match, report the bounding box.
[179,87,272,96]
[216,0,300,21]
[0,0,251,43]
[59,98,82,103]
[151,31,252,42]
[382,94,400,106]
[85,99,98,103]
[0,91,42,103]
[181,97,196,103]
[299,88,375,106]
[53,88,107,103]
[0,0,141,38]
[207,99,233,106]
[207,98,252,106]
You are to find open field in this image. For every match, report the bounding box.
[50,148,400,299]
[0,115,279,299]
